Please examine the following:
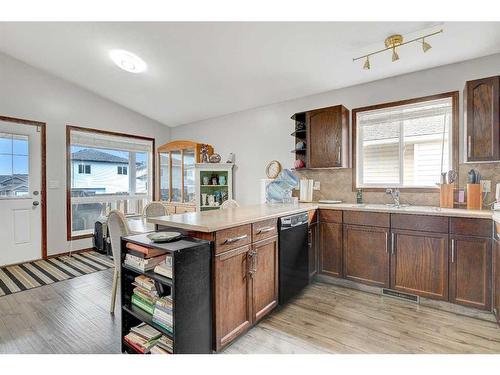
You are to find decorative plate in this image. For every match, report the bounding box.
[147,231,182,243]
[266,160,282,179]
[209,153,221,163]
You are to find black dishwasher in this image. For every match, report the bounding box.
[278,212,309,305]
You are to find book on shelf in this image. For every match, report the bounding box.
[133,275,156,291]
[125,253,168,272]
[131,294,155,315]
[150,335,173,354]
[124,323,162,353]
[126,242,169,259]
[152,296,173,333]
[154,261,172,278]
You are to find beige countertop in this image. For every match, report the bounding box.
[148,202,494,233]
[147,203,317,232]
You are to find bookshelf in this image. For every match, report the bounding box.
[120,233,212,354]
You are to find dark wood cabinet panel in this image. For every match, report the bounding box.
[251,236,279,323]
[449,235,491,310]
[306,105,349,168]
[391,214,448,233]
[309,222,318,278]
[391,230,448,300]
[319,209,342,223]
[343,211,390,227]
[494,239,500,323]
[252,218,277,242]
[319,222,343,278]
[449,217,492,238]
[343,224,390,288]
[214,245,252,350]
[464,76,500,162]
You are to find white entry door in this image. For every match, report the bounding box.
[0,120,42,266]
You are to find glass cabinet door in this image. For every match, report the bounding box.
[159,152,170,200]
[171,150,182,202]
[183,148,195,203]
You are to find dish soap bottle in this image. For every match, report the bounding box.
[356,189,363,204]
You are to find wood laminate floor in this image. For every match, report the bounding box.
[0,268,499,354]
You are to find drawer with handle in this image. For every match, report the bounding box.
[252,218,278,242]
[215,224,252,254]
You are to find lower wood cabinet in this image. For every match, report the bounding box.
[494,238,500,322]
[391,230,449,300]
[449,235,491,310]
[319,222,343,278]
[214,235,279,350]
[343,224,390,288]
[214,245,252,350]
[251,236,279,323]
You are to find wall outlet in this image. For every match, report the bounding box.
[313,181,321,191]
[480,180,491,193]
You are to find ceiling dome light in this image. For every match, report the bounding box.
[109,49,147,73]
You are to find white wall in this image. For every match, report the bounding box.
[0,51,170,256]
[171,53,500,205]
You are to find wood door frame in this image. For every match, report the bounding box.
[66,125,155,241]
[0,115,47,259]
[351,91,459,192]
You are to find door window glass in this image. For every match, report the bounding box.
[0,133,29,198]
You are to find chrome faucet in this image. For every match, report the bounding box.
[386,188,401,207]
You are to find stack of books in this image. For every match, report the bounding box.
[154,257,173,278]
[152,296,173,333]
[150,335,173,354]
[123,323,162,353]
[124,242,172,273]
[131,275,159,314]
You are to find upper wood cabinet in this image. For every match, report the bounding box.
[292,105,349,169]
[464,76,500,162]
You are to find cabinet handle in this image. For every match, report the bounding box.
[253,251,258,273]
[385,232,388,253]
[391,232,395,255]
[451,239,455,263]
[257,226,274,234]
[224,234,248,244]
[468,136,471,158]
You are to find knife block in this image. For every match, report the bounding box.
[467,184,483,210]
[439,184,454,208]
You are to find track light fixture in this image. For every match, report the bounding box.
[353,29,442,70]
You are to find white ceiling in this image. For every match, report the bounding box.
[1,22,500,127]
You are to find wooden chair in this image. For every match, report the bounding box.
[107,210,130,314]
[143,201,168,218]
[221,199,240,210]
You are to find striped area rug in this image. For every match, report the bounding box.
[0,251,114,297]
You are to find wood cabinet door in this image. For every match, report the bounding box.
[343,224,389,288]
[465,76,500,161]
[494,239,500,322]
[308,222,318,278]
[450,236,492,310]
[319,222,343,278]
[251,236,279,323]
[391,230,448,300]
[214,245,252,350]
[306,106,348,168]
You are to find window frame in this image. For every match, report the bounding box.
[351,91,459,192]
[66,125,155,241]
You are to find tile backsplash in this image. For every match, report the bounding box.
[294,162,500,208]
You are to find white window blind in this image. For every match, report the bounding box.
[356,97,453,188]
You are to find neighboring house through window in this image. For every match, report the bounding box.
[353,92,458,190]
[67,126,154,239]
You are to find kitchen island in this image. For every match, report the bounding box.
[147,202,500,351]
